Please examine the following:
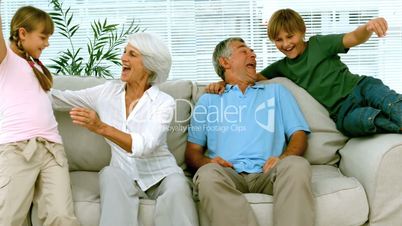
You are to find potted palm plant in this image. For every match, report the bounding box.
[49,0,143,78]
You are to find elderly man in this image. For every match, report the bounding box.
[185,37,314,226]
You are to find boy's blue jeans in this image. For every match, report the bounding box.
[334,76,402,137]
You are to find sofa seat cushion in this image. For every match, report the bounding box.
[31,171,157,226]
[199,165,368,226]
[69,171,157,226]
[311,165,368,226]
[32,166,369,226]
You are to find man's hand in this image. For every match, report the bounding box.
[70,107,105,134]
[263,156,280,174]
[210,156,233,168]
[366,17,388,37]
[205,81,226,94]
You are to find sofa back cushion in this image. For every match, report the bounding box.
[54,111,111,171]
[53,76,111,171]
[192,78,348,165]
[53,76,193,171]
[268,78,348,165]
[158,80,193,169]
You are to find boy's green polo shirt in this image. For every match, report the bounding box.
[260,34,363,115]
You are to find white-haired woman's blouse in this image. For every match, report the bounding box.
[51,80,183,190]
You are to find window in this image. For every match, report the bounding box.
[2,0,401,92]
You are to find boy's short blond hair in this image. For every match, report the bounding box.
[267,8,306,41]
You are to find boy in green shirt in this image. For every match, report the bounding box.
[207,8,402,137]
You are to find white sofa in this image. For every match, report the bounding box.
[29,75,402,226]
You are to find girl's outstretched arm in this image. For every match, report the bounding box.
[0,11,7,63]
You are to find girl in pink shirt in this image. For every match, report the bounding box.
[0,5,79,226]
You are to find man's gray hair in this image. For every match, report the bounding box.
[127,32,171,84]
[212,37,245,80]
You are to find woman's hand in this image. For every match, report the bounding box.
[70,107,134,153]
[70,107,105,134]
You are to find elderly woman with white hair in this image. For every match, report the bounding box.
[50,32,199,226]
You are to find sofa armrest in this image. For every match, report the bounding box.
[339,134,402,226]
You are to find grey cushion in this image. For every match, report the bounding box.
[55,111,111,171]
[53,76,112,171]
[158,80,193,169]
[262,78,348,165]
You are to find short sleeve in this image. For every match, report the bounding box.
[187,95,209,146]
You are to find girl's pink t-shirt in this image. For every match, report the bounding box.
[0,46,62,144]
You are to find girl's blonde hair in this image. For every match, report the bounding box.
[9,6,54,91]
[267,8,306,41]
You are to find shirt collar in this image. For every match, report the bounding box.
[119,82,159,101]
[145,85,159,101]
[224,83,265,93]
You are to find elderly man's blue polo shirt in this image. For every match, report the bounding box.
[188,83,310,173]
